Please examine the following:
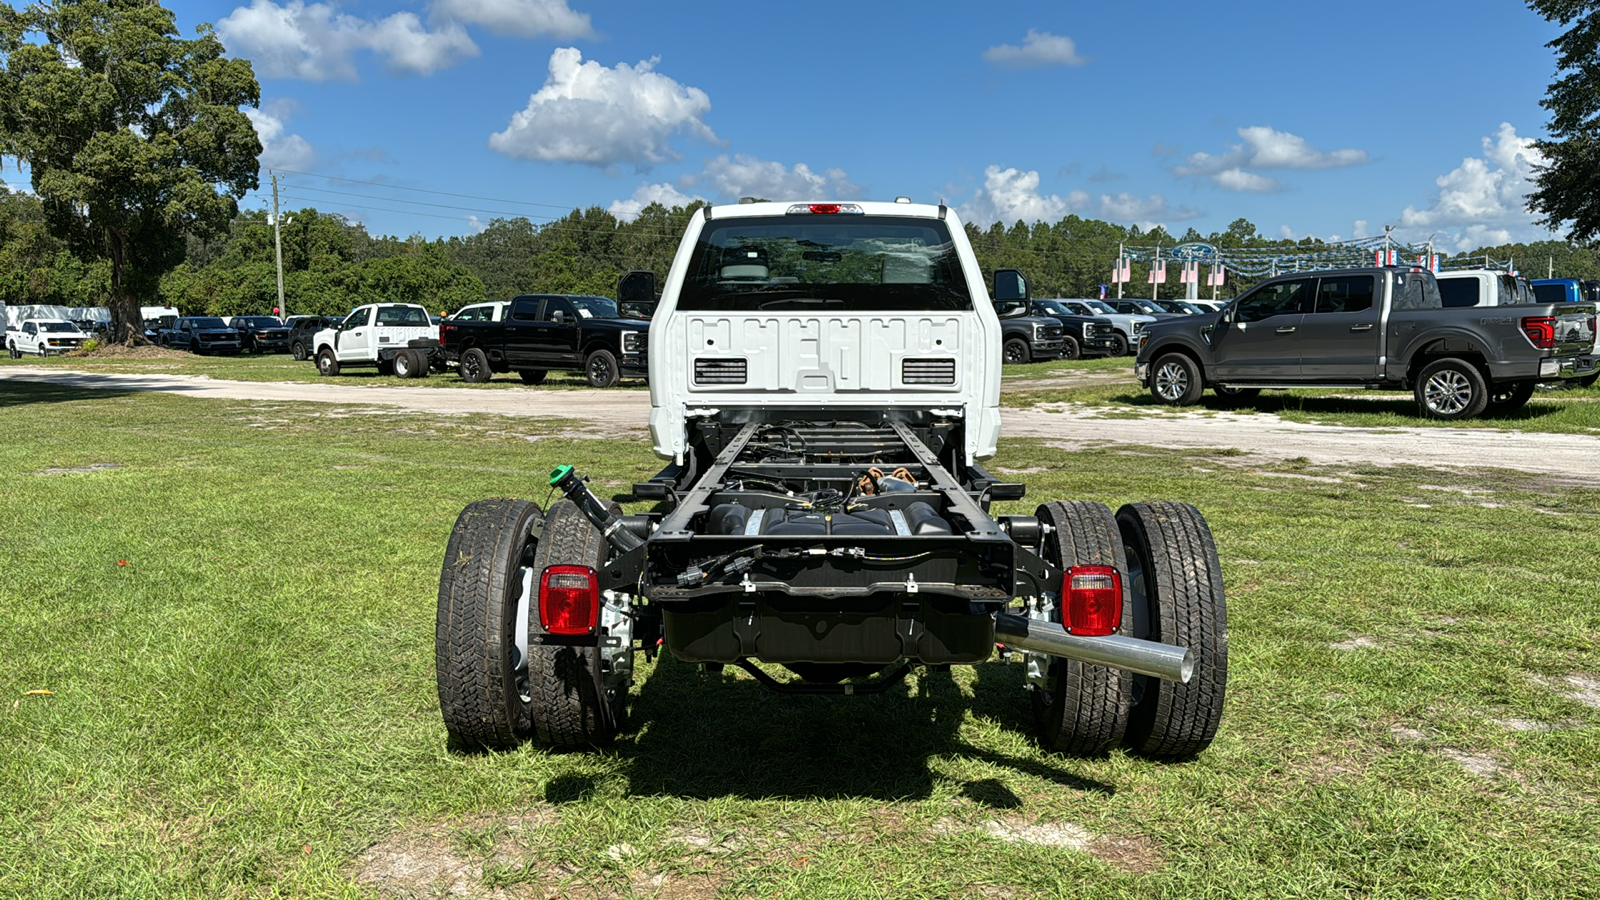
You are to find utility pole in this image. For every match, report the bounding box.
[1152,245,1160,302]
[1549,256,1554,279]
[272,171,286,322]
[1116,242,1124,299]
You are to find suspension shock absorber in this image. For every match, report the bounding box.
[549,465,645,552]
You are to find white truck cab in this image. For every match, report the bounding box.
[7,318,88,357]
[641,200,1010,464]
[312,302,441,378]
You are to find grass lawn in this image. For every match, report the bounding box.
[0,351,647,391]
[2,384,1598,898]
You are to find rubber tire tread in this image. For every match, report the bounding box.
[526,500,620,748]
[317,348,340,376]
[1150,353,1204,406]
[460,347,492,383]
[1486,379,1535,412]
[1117,501,1228,760]
[585,349,620,388]
[1031,501,1132,755]
[1414,358,1488,420]
[435,498,543,751]
[1002,338,1030,365]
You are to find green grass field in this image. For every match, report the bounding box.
[2,383,1599,898]
[0,350,647,390]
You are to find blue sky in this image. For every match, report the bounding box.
[139,1,1566,252]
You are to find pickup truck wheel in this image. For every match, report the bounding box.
[1116,501,1228,760]
[6,342,17,359]
[291,341,308,361]
[1060,336,1081,361]
[1029,500,1132,755]
[316,348,340,377]
[1486,379,1536,412]
[1109,333,1129,357]
[585,349,620,388]
[435,498,545,751]
[459,347,491,383]
[392,350,416,378]
[1415,358,1488,420]
[1150,353,1203,406]
[1002,338,1031,365]
[409,349,431,378]
[519,370,547,385]
[526,500,626,748]
[1214,386,1261,404]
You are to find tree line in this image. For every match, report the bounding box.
[12,183,1600,318]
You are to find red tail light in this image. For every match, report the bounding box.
[1064,565,1122,636]
[539,565,599,635]
[1522,316,1556,349]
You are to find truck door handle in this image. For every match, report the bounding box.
[1349,324,1374,332]
[1275,326,1296,334]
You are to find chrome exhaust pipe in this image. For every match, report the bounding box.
[994,613,1193,683]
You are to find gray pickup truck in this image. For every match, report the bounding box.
[1136,267,1597,419]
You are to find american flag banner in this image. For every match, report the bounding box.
[1178,261,1197,284]
[1207,265,1226,286]
[1374,249,1399,266]
[1111,258,1132,283]
[1099,284,1108,300]
[1147,260,1167,284]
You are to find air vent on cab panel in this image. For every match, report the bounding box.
[694,357,748,384]
[902,357,956,385]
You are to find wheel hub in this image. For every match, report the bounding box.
[1424,371,1469,413]
[1154,362,1188,400]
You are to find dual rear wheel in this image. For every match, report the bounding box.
[1030,500,1228,760]
[436,499,629,751]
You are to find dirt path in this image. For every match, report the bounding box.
[7,366,1600,482]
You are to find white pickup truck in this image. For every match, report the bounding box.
[312,302,442,378]
[7,319,88,358]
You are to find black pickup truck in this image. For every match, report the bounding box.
[159,316,243,355]
[440,294,649,387]
[1027,299,1122,358]
[1136,267,1598,419]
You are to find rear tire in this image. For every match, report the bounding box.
[519,369,547,385]
[7,342,18,359]
[1150,353,1203,406]
[316,348,340,377]
[1214,385,1261,404]
[1486,379,1535,412]
[291,341,308,361]
[409,349,431,378]
[1116,502,1228,760]
[1029,501,1133,755]
[459,347,491,383]
[1415,357,1488,420]
[436,498,545,751]
[585,349,620,388]
[526,500,626,748]
[392,350,417,379]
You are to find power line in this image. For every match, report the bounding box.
[270,167,596,214]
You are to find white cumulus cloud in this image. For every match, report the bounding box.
[1174,125,1368,190]
[1095,192,1201,226]
[982,30,1087,68]
[431,0,593,38]
[217,0,478,81]
[489,48,717,168]
[245,100,315,171]
[608,182,703,220]
[959,166,1088,225]
[689,155,860,201]
[1399,124,1545,251]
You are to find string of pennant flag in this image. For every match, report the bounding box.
[1110,236,1454,282]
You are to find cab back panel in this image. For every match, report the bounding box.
[682,313,967,395]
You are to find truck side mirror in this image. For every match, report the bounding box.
[992,268,1031,318]
[617,269,657,319]
[550,310,565,324]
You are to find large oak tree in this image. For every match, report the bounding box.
[0,0,260,342]
[1527,0,1600,242]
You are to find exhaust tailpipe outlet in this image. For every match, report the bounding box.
[994,613,1193,683]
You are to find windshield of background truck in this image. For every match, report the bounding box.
[1036,299,1072,315]
[39,321,78,333]
[677,215,973,312]
[191,317,229,328]
[569,296,619,319]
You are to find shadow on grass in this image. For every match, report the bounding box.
[617,655,1114,802]
[0,380,137,408]
[1104,388,1570,424]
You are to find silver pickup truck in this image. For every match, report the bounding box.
[1136,266,1597,419]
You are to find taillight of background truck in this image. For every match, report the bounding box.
[1521,316,1556,349]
